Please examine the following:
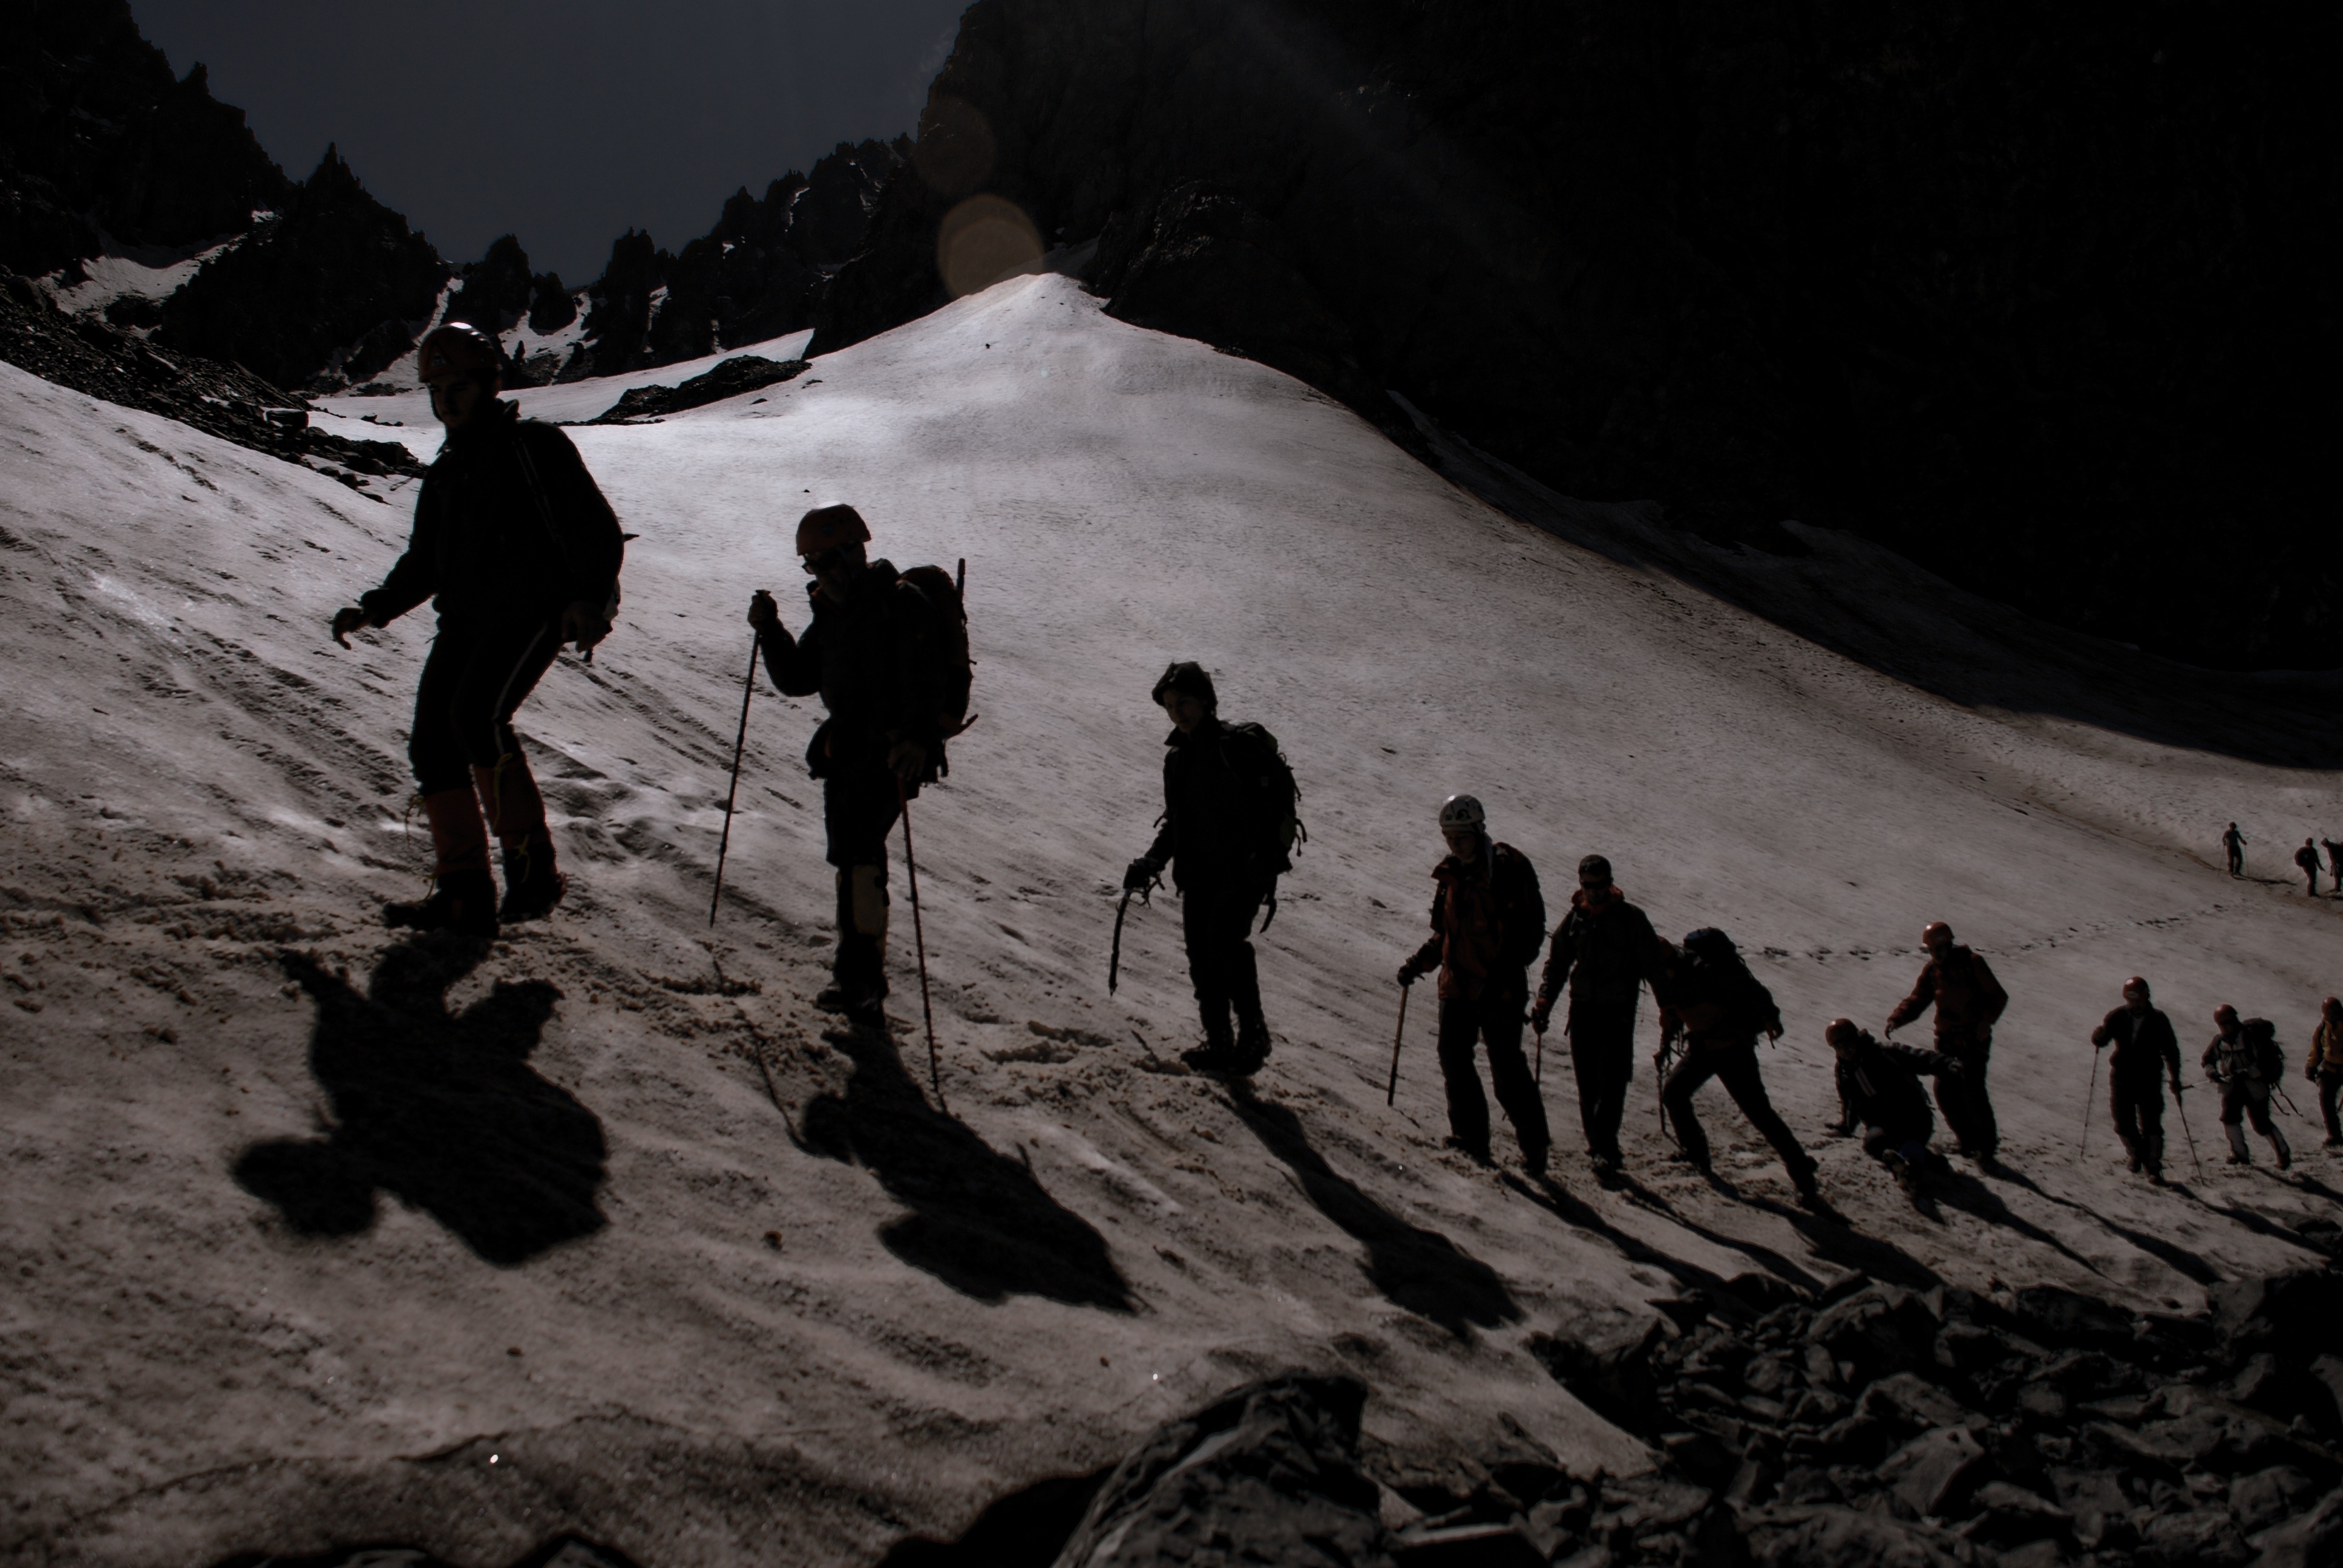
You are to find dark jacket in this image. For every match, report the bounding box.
[1887,946,2008,1042]
[1406,841,1545,1003]
[361,400,623,627]
[2204,1021,2278,1089]
[1144,717,1288,891]
[2091,1004,2181,1086]
[1536,887,1665,1018]
[1655,949,1781,1051]
[1833,1031,1956,1144]
[759,559,946,780]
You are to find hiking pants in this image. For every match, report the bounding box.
[2111,1073,2166,1161]
[1436,989,1548,1157]
[1566,1001,1636,1163]
[409,616,563,794]
[1181,878,1267,1044]
[2228,846,2244,875]
[822,752,902,991]
[1932,1029,1999,1158]
[2219,1078,2278,1135]
[2320,1069,2343,1143]
[1662,1040,1808,1178]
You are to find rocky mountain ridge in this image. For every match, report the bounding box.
[1,1,899,399]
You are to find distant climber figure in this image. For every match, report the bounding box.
[1530,853,1668,1184]
[748,505,957,1025]
[2204,1004,2292,1169]
[2308,996,2343,1149]
[1886,922,2009,1164]
[2324,840,2343,894]
[329,322,624,938]
[1122,662,1302,1075]
[1825,1018,1961,1195]
[2223,823,2247,877]
[1398,794,1550,1174]
[1653,929,1821,1206]
[2298,839,2324,897]
[2089,976,2184,1183]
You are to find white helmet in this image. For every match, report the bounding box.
[1439,794,1486,832]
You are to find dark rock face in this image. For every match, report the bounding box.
[0,272,421,489]
[156,145,450,393]
[574,139,908,378]
[0,0,290,282]
[818,0,2341,670]
[586,354,807,423]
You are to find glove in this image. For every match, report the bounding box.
[329,606,370,648]
[1529,996,1553,1033]
[1397,961,1423,988]
[1122,858,1161,893]
[1944,1057,1967,1079]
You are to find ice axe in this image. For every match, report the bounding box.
[2079,1040,2101,1163]
[709,620,762,926]
[1386,983,1410,1106]
[1108,871,1158,996]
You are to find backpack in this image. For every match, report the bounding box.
[1219,720,1306,874]
[2246,1018,2285,1082]
[897,560,975,743]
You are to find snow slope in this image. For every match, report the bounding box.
[5,273,2343,1567]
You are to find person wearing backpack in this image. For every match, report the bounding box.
[747,505,960,1024]
[2089,976,2185,1182]
[328,322,624,938]
[2308,996,2343,1148]
[2203,1004,2293,1168]
[2323,841,2343,895]
[1396,795,1550,1172]
[1123,662,1300,1074]
[1825,1018,1962,1195]
[2298,840,2324,897]
[2223,822,2247,877]
[1654,929,1823,1206]
[1885,922,2010,1165]
[1529,854,1668,1184]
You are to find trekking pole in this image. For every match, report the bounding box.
[2079,1043,2100,1163]
[709,624,761,926]
[1386,984,1409,1106]
[2174,1083,2205,1181]
[896,778,943,1106]
[1109,889,1133,995]
[1533,1022,1544,1086]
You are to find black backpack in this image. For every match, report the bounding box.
[1220,720,1306,874]
[2246,1018,2285,1082]
[897,560,975,742]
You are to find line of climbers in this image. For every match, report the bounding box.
[327,324,2335,1210]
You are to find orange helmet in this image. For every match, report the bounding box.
[1922,921,1954,949]
[796,503,871,558]
[1824,1018,1861,1051]
[417,322,502,387]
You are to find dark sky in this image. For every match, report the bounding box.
[129,1,969,283]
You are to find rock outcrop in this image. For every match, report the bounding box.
[0,0,289,284]
[585,354,807,423]
[1,270,420,490]
[814,0,2340,671]
[155,145,450,394]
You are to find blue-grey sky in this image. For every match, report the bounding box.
[130,1,967,282]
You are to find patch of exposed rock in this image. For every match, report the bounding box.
[586,356,808,424]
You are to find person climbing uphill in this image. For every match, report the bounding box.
[329,321,623,938]
[1398,794,1550,1172]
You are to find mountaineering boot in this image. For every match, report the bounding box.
[1443,1135,1493,1166]
[2226,1122,2252,1165]
[1590,1151,1625,1187]
[1519,1137,1550,1179]
[385,788,499,938]
[474,757,563,924]
[1181,1018,1242,1075]
[1233,1009,1273,1074]
[816,866,889,1024]
[2142,1132,2164,1182]
[2271,1127,2293,1170]
[2119,1131,2141,1174]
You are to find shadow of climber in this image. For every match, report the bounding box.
[234,941,607,1266]
[1225,1083,1519,1338]
[797,1024,1133,1312]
